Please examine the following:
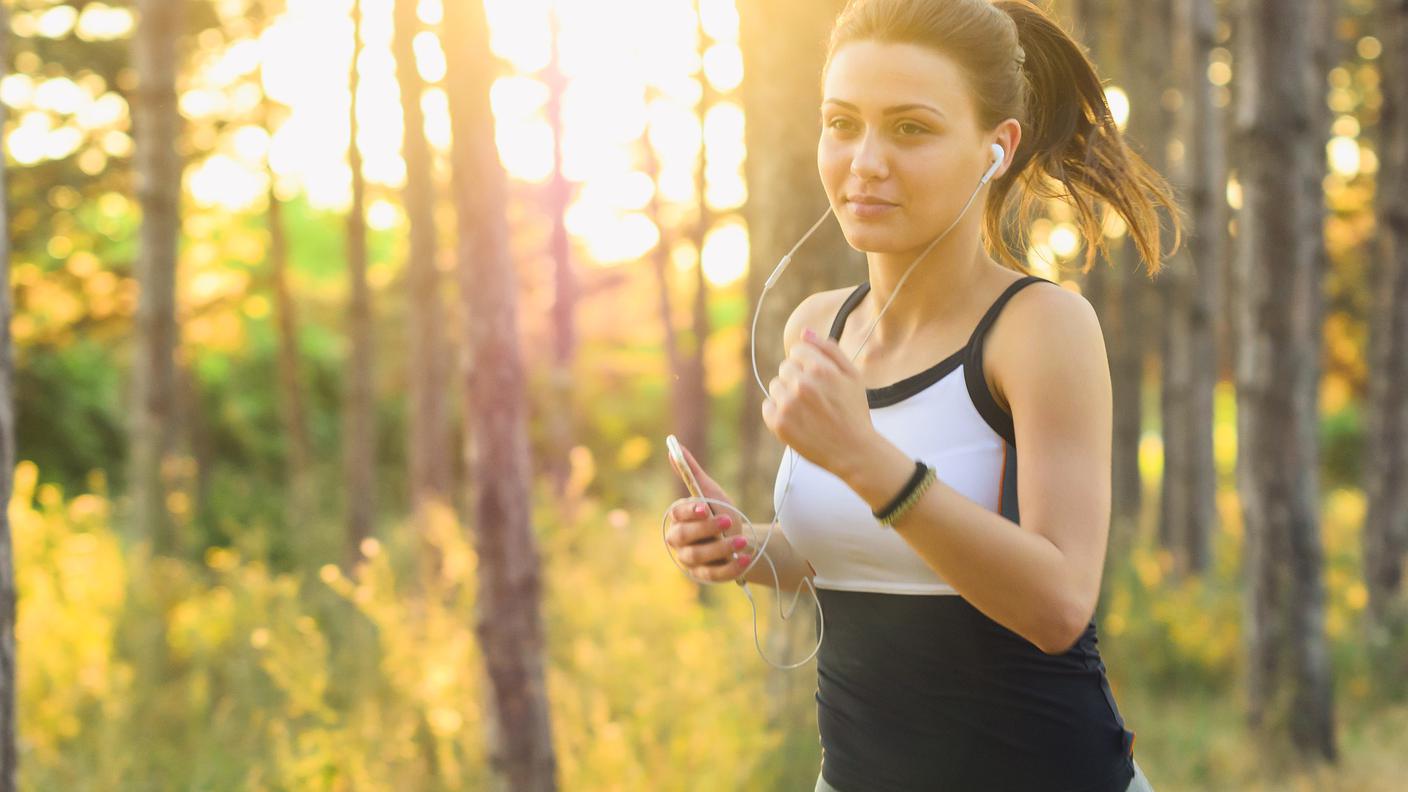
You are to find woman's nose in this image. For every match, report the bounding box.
[850,132,889,180]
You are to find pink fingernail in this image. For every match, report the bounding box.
[738,554,752,566]
[732,536,747,549]
[718,515,732,529]
[694,505,706,515]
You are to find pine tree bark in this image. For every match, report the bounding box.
[1160,0,1223,577]
[130,0,184,554]
[1233,0,1337,765]
[393,0,452,527]
[343,0,377,567]
[1364,0,1408,664]
[443,1,558,789]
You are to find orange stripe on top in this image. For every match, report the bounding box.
[996,442,1008,515]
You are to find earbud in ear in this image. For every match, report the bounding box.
[981,142,1006,185]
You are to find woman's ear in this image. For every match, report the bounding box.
[992,119,1022,179]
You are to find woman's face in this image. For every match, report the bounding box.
[819,40,1006,254]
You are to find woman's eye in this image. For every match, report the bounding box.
[826,118,856,132]
[897,122,928,135]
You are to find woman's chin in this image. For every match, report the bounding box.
[840,227,907,253]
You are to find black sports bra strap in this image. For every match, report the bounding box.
[828,281,871,341]
[965,275,1049,350]
[829,275,1049,346]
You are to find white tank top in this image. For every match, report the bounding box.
[775,276,1052,595]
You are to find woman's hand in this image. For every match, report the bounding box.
[761,327,879,478]
[663,441,754,582]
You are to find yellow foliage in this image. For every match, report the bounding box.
[11,461,130,759]
[14,453,1397,790]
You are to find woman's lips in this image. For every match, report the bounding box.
[846,199,898,218]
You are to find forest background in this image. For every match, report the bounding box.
[2,0,1407,790]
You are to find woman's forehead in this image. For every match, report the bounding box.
[823,41,970,118]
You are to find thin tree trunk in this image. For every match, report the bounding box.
[1233,0,1336,765]
[685,0,715,474]
[543,8,577,502]
[0,4,18,785]
[1160,0,1223,577]
[1364,0,1408,673]
[343,0,377,567]
[443,1,557,789]
[266,166,314,527]
[642,85,713,605]
[393,0,452,529]
[130,0,184,554]
[643,90,687,459]
[258,5,315,531]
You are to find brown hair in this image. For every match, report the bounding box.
[823,0,1183,276]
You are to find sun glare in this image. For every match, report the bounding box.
[4,0,749,280]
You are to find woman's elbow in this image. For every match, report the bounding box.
[1037,604,1091,655]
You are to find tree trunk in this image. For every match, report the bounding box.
[684,0,716,475]
[258,22,315,531]
[1364,0,1408,674]
[266,165,314,528]
[737,0,860,783]
[393,0,452,531]
[642,87,688,469]
[544,8,577,500]
[443,1,558,789]
[130,0,184,554]
[1160,0,1223,577]
[1088,0,1151,538]
[343,0,377,567]
[0,4,18,785]
[1233,0,1337,765]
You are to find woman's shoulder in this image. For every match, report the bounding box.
[985,278,1106,413]
[782,285,861,357]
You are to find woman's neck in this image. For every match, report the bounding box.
[859,228,996,348]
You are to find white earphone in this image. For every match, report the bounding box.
[981,142,1006,185]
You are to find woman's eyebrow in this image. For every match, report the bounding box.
[822,98,946,120]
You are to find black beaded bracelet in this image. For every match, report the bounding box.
[872,460,932,526]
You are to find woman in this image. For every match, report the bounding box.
[664,1,1180,789]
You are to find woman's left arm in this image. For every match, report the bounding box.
[836,287,1114,655]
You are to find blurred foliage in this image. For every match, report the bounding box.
[11,454,792,790]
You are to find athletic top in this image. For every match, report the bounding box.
[774,276,1137,792]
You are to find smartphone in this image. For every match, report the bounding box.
[666,434,708,506]
[666,434,742,572]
